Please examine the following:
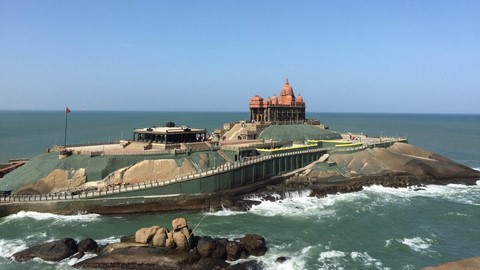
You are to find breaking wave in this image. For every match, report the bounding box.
[362,183,480,206]
[0,239,28,259]
[385,237,435,254]
[209,181,480,219]
[1,211,102,224]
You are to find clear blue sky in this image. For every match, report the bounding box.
[1,0,479,113]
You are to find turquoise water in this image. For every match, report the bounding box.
[0,111,479,269]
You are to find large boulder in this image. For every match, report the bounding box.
[196,236,216,257]
[172,218,188,231]
[151,228,168,247]
[165,231,176,249]
[225,241,247,261]
[13,238,78,262]
[212,239,227,260]
[135,226,160,244]
[78,238,98,253]
[173,231,188,251]
[181,227,194,250]
[239,234,267,256]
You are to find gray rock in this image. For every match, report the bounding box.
[13,238,78,262]
[78,238,98,253]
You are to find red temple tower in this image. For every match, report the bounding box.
[249,79,306,122]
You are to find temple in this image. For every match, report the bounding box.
[249,79,306,123]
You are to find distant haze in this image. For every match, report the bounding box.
[1,1,479,113]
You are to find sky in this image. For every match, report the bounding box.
[1,0,479,113]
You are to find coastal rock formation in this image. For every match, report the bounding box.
[16,169,86,195]
[11,217,267,269]
[423,256,480,270]
[75,216,266,269]
[239,234,267,256]
[327,143,478,180]
[13,238,79,262]
[117,159,195,184]
[279,143,480,195]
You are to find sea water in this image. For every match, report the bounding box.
[0,111,479,269]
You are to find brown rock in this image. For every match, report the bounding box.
[120,235,135,243]
[151,227,168,247]
[165,231,176,249]
[172,217,188,231]
[212,239,227,260]
[239,234,267,256]
[225,241,247,261]
[181,227,194,250]
[135,226,160,244]
[423,256,480,270]
[196,236,216,257]
[173,231,188,251]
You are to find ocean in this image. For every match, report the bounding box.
[0,111,479,269]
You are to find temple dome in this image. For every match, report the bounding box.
[165,121,175,127]
[281,79,294,96]
[297,94,304,103]
[271,93,278,105]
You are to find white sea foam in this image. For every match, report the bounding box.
[255,244,313,270]
[248,195,335,218]
[0,239,28,259]
[96,236,119,246]
[362,183,480,206]
[65,252,97,266]
[399,237,433,253]
[204,205,246,216]
[446,212,468,217]
[350,252,388,270]
[317,250,347,270]
[1,211,101,224]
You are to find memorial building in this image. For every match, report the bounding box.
[249,79,306,122]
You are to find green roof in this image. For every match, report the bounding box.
[258,124,342,142]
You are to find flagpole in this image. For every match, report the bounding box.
[64,107,68,149]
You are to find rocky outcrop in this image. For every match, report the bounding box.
[13,238,79,262]
[12,217,267,269]
[326,143,480,180]
[423,256,480,270]
[276,143,480,197]
[16,169,86,195]
[239,234,267,256]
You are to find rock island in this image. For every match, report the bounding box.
[0,79,478,216]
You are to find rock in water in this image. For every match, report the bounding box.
[225,241,246,261]
[276,256,290,263]
[135,226,160,244]
[78,238,98,253]
[239,234,267,256]
[172,217,188,231]
[13,238,78,262]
